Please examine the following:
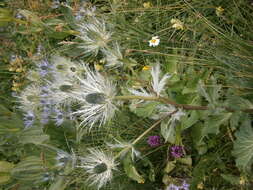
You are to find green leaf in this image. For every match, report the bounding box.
[19,127,49,145]
[221,174,240,185]
[191,123,207,155]
[161,119,176,143]
[123,153,145,184]
[130,102,159,118]
[165,50,178,74]
[203,113,232,135]
[181,111,199,130]
[0,174,11,184]
[18,9,43,26]
[177,157,192,166]
[164,160,176,173]
[232,118,253,172]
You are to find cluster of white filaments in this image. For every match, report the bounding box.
[72,65,117,128]
[78,149,117,189]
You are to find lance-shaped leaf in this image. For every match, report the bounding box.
[233,118,253,172]
[123,153,145,184]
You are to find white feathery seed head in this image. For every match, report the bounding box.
[72,64,117,128]
[78,18,112,55]
[78,148,117,189]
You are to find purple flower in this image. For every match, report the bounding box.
[166,184,179,190]
[38,59,51,77]
[180,180,190,190]
[147,135,161,147]
[171,145,184,158]
[23,111,35,128]
[53,109,64,126]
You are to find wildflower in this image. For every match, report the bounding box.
[55,150,71,167]
[17,84,42,111]
[171,145,184,158]
[51,55,82,78]
[52,108,64,126]
[171,18,184,30]
[78,18,112,55]
[166,184,180,190]
[143,2,152,8]
[149,36,160,47]
[78,149,117,189]
[23,111,35,128]
[103,43,124,67]
[181,180,190,190]
[142,65,151,71]
[37,59,51,77]
[72,65,117,128]
[215,6,224,17]
[147,135,161,147]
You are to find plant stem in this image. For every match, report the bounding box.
[114,95,253,113]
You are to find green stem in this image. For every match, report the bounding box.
[114,95,253,113]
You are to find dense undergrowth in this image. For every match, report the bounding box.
[0,0,253,190]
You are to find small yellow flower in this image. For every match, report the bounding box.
[143,2,152,8]
[239,176,246,185]
[149,36,160,47]
[197,182,204,189]
[216,6,224,17]
[142,66,151,71]
[95,64,103,71]
[171,18,184,30]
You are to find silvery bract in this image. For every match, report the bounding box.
[72,64,117,128]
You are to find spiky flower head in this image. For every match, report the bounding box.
[72,64,117,128]
[171,145,184,158]
[17,84,42,112]
[79,149,117,189]
[147,135,161,147]
[78,18,112,55]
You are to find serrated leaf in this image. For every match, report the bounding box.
[197,80,211,103]
[232,118,253,172]
[123,153,145,184]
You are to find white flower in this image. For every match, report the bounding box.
[72,64,117,128]
[78,18,112,55]
[149,36,160,47]
[78,149,117,189]
[151,64,170,96]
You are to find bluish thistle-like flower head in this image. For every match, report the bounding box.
[52,108,64,126]
[147,135,161,147]
[38,59,51,77]
[23,111,35,128]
